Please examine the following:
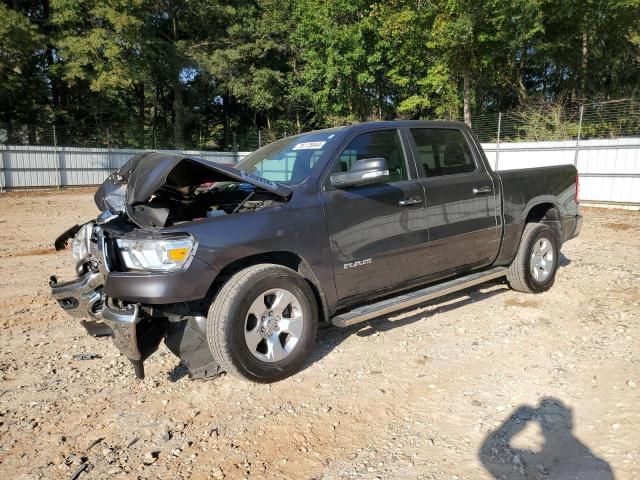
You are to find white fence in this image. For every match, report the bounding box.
[1,140,639,207]
[482,138,640,207]
[0,146,250,190]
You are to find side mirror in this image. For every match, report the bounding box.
[330,158,390,189]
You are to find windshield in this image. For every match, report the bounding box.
[235,129,343,184]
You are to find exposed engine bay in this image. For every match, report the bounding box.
[95,152,291,229]
[130,182,283,228]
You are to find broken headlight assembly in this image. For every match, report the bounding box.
[71,223,93,264]
[116,235,195,272]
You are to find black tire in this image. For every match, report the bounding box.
[206,264,318,382]
[507,222,559,293]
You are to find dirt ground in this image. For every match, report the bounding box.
[0,190,638,480]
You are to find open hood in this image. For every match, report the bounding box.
[95,152,292,223]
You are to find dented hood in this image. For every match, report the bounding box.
[95,152,292,215]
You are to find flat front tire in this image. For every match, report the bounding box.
[206,264,318,382]
[507,222,559,293]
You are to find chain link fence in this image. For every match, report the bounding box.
[2,99,638,150]
[1,99,639,206]
[0,123,297,152]
[468,99,640,208]
[470,99,640,143]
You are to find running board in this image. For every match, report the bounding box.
[331,267,508,328]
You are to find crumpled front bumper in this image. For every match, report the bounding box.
[50,271,167,379]
[49,271,112,337]
[50,223,219,380]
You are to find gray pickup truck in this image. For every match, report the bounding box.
[50,121,582,382]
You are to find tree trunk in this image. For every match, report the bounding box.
[515,46,528,105]
[581,31,588,98]
[152,84,159,150]
[463,67,472,127]
[172,81,184,148]
[137,83,145,148]
[43,1,60,122]
[170,2,184,148]
[223,92,230,149]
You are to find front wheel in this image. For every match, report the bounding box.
[206,264,318,382]
[507,222,559,293]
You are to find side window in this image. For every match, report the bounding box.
[336,130,408,182]
[410,128,476,177]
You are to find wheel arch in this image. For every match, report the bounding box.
[210,251,329,324]
[524,202,562,242]
[498,200,562,267]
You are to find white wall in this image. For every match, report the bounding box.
[0,146,250,190]
[2,140,639,206]
[482,138,640,206]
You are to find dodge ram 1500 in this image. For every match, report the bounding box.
[50,121,582,382]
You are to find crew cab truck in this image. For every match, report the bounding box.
[50,121,582,382]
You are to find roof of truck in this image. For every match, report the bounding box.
[342,120,469,131]
[282,120,470,141]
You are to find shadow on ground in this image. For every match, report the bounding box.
[309,278,509,368]
[479,397,613,479]
[309,252,573,368]
[164,252,574,381]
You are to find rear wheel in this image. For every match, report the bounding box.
[207,264,318,382]
[507,223,559,293]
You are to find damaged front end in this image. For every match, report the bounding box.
[49,152,289,379]
[50,221,111,337]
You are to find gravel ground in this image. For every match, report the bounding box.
[0,190,638,480]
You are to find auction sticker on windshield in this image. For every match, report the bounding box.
[292,141,326,150]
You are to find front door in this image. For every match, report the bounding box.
[321,129,429,302]
[407,126,501,275]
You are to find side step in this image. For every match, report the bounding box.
[331,267,508,328]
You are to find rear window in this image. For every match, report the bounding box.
[410,128,476,177]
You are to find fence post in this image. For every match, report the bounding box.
[0,145,6,193]
[107,127,112,174]
[495,112,502,170]
[53,125,62,188]
[574,104,584,167]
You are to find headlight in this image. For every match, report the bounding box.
[116,236,195,272]
[71,223,93,263]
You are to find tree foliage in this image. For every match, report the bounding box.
[1,0,639,148]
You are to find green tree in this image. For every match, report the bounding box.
[0,2,50,129]
[292,0,381,125]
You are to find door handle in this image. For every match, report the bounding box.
[398,197,423,206]
[472,186,492,195]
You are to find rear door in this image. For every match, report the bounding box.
[406,127,501,274]
[321,129,429,301]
